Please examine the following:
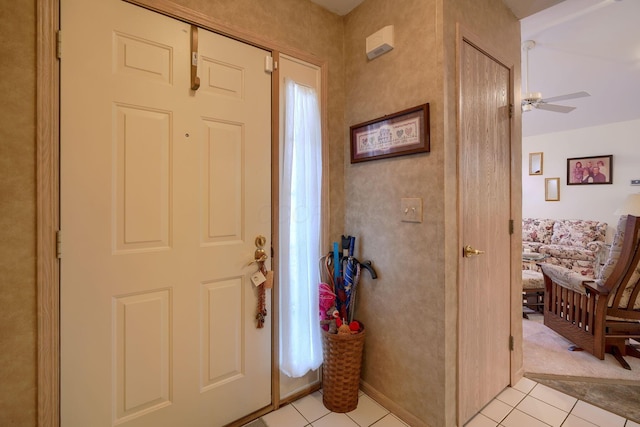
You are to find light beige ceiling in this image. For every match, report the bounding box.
[309,0,640,138]
[309,0,364,15]
[502,0,565,19]
[308,0,561,19]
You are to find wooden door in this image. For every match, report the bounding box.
[60,0,272,425]
[458,39,512,424]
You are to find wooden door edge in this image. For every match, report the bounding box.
[37,0,60,426]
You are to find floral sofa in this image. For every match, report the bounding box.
[522,218,608,278]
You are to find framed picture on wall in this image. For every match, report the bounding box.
[350,104,430,163]
[567,155,613,185]
[529,152,543,175]
[545,178,560,201]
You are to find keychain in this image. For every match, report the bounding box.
[251,236,271,329]
[255,261,268,328]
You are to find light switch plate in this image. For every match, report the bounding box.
[401,198,422,223]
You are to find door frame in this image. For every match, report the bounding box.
[455,25,523,424]
[36,1,329,425]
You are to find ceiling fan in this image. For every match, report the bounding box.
[521,40,590,113]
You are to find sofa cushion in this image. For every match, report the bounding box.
[523,241,544,253]
[550,219,607,248]
[538,244,598,261]
[539,264,587,294]
[522,270,544,290]
[597,215,627,282]
[541,256,598,277]
[522,218,554,244]
[618,264,640,309]
[595,215,640,310]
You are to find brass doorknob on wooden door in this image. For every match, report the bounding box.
[464,245,485,257]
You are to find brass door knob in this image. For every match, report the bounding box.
[246,235,268,266]
[464,245,485,257]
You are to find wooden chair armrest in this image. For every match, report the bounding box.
[583,280,609,296]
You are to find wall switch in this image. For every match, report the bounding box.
[401,198,422,223]
[631,179,640,186]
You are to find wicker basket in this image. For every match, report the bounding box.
[321,325,366,413]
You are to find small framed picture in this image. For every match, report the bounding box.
[567,155,612,185]
[529,152,543,175]
[545,178,560,201]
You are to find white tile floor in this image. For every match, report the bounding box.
[254,377,640,427]
[259,390,408,427]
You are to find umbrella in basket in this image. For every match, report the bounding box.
[338,235,356,322]
[343,256,361,324]
[318,235,378,334]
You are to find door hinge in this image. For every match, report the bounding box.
[509,103,514,118]
[56,230,62,259]
[265,56,274,73]
[509,219,514,235]
[509,335,514,351]
[56,30,62,59]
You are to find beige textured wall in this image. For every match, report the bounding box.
[344,1,447,424]
[344,0,520,425]
[0,1,38,426]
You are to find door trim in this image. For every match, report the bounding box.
[36,1,329,425]
[36,1,60,425]
[455,24,522,424]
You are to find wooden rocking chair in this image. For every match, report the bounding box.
[540,214,640,369]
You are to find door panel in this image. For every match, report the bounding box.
[458,40,512,424]
[114,104,171,252]
[61,1,271,425]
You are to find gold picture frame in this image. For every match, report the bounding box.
[545,177,560,201]
[529,152,543,175]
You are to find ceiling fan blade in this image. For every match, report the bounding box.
[542,91,590,104]
[536,103,576,113]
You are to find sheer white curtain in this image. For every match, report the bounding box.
[279,78,323,378]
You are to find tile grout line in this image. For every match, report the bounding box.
[346,411,388,427]
[515,382,632,427]
[291,403,311,425]
[498,382,558,427]
[267,382,635,427]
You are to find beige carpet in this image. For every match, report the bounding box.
[523,313,640,423]
[523,313,640,383]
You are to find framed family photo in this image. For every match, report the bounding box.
[350,104,430,163]
[567,155,612,185]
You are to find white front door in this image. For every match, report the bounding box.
[60,1,272,425]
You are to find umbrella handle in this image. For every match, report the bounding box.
[359,260,377,279]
